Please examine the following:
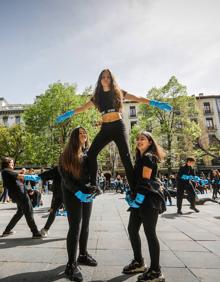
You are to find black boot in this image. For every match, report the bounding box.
[65,262,83,281]
[77,252,97,266]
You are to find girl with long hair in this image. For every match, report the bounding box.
[59,126,98,282]
[123,131,166,282]
[56,69,172,191]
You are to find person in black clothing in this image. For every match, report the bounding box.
[176,157,199,215]
[39,166,63,237]
[1,157,42,239]
[123,131,165,282]
[56,69,172,192]
[211,170,220,199]
[59,127,99,282]
[27,189,42,207]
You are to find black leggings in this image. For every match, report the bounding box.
[128,206,160,271]
[44,196,63,230]
[4,193,38,235]
[177,183,196,211]
[88,119,134,190]
[63,188,93,264]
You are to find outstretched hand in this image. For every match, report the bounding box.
[55,110,75,124]
[149,100,173,112]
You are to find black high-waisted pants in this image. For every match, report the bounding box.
[88,119,134,190]
[128,205,160,271]
[63,188,93,264]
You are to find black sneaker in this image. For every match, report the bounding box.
[190,206,200,213]
[123,259,146,274]
[138,269,165,281]
[177,210,183,215]
[1,230,16,237]
[77,252,97,266]
[65,262,83,282]
[32,232,42,239]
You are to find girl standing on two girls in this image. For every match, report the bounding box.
[56,69,172,192]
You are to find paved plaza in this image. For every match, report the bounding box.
[0,192,220,282]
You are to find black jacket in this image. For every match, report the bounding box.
[39,166,62,198]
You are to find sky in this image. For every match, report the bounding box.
[0,0,220,104]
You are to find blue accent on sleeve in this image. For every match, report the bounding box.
[24,175,41,182]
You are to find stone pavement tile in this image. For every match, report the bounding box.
[157,231,191,241]
[97,237,131,250]
[0,262,54,281]
[97,231,128,241]
[91,266,139,282]
[94,250,133,266]
[0,236,65,249]
[190,268,220,282]
[199,241,220,257]
[163,240,208,252]
[0,245,58,263]
[159,250,185,267]
[186,232,220,241]
[175,251,220,268]
[162,267,199,282]
[156,222,178,232]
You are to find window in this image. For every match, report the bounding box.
[206,118,214,129]
[3,116,8,126]
[130,121,137,128]
[15,116,20,124]
[129,106,136,117]
[203,102,211,114]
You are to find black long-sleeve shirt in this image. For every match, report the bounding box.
[39,166,62,198]
[59,151,91,194]
[177,164,195,188]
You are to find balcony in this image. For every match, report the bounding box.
[207,125,217,131]
[203,109,213,115]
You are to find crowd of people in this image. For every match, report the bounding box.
[0,69,219,282]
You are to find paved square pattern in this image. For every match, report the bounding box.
[0,193,220,281]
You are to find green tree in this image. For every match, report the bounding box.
[0,124,28,165]
[23,82,100,166]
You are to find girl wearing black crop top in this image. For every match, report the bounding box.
[123,131,166,282]
[58,69,153,191]
[56,69,172,191]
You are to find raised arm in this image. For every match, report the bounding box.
[74,100,94,114]
[125,93,150,104]
[55,100,94,124]
[125,92,173,112]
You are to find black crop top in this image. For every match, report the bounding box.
[91,89,127,115]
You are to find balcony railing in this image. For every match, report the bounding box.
[207,125,217,131]
[203,109,213,115]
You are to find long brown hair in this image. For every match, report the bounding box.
[59,127,89,179]
[92,69,123,112]
[135,131,166,162]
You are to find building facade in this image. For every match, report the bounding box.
[0,97,28,126]
[196,93,220,140]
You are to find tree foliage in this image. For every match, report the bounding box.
[22,82,100,166]
[131,76,201,174]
